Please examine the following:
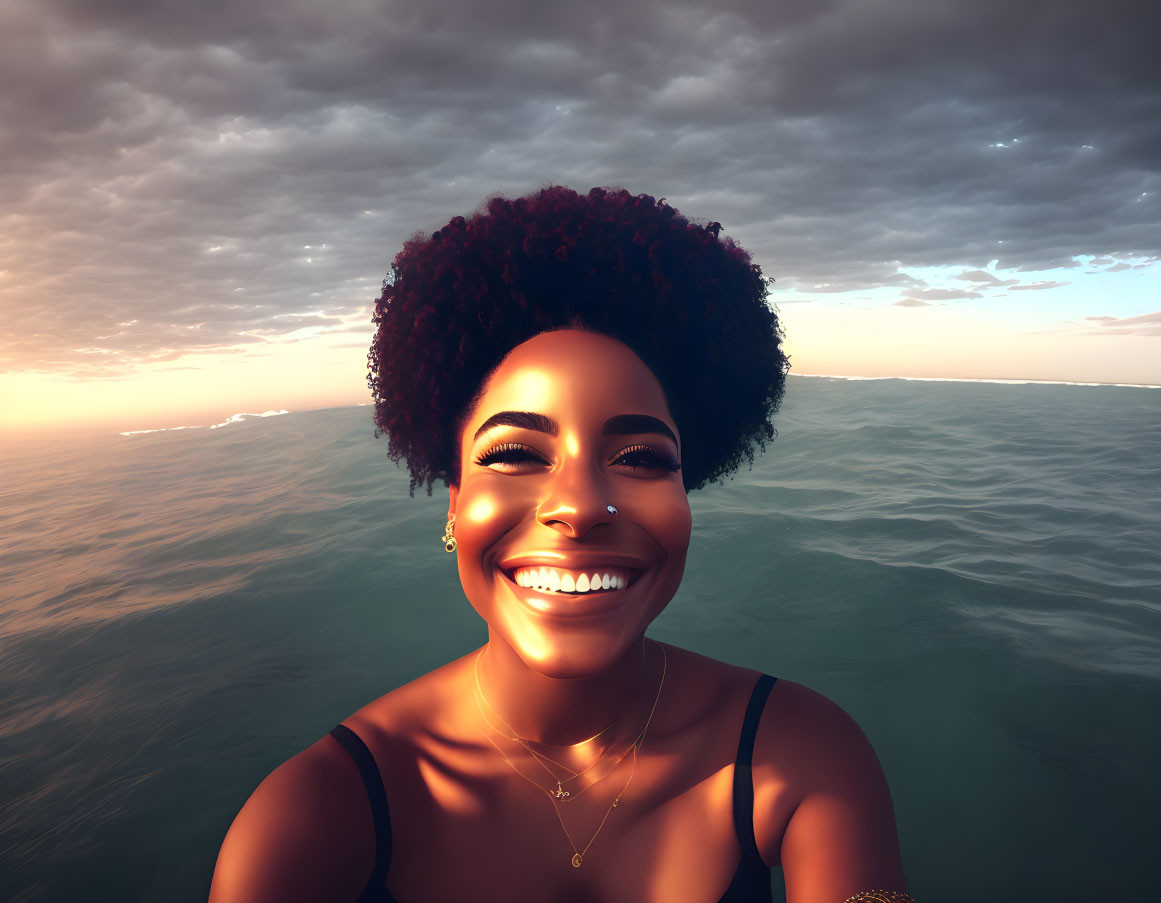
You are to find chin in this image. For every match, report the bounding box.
[487,611,655,680]
[516,647,630,680]
[465,561,681,677]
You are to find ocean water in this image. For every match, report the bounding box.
[1,375,1158,902]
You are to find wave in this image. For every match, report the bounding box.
[117,409,291,437]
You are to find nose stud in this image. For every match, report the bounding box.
[607,505,618,516]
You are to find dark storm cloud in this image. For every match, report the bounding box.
[2,0,1159,375]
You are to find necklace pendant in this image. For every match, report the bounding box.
[571,853,583,868]
[555,781,569,800]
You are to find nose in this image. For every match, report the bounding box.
[536,461,616,539]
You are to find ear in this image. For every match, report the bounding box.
[447,483,459,523]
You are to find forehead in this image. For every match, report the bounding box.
[469,329,672,425]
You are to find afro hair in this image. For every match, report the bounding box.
[368,185,790,497]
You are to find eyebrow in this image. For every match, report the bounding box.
[473,411,679,449]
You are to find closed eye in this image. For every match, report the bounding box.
[474,442,547,469]
[613,445,681,473]
[474,442,681,474]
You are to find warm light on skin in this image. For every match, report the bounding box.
[465,497,495,524]
[509,369,554,411]
[415,754,486,818]
[446,328,691,749]
[506,616,552,665]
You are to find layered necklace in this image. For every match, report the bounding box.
[472,641,667,868]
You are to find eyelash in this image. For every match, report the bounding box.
[474,442,681,473]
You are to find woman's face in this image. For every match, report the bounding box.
[448,328,692,679]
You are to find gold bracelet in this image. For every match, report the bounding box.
[842,892,915,903]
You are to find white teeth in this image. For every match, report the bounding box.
[509,566,635,593]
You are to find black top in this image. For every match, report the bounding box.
[329,673,778,903]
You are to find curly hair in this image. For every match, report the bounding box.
[368,185,790,497]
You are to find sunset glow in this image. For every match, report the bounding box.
[2,1,1158,436]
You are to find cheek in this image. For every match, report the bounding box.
[454,484,525,553]
[456,491,506,597]
[646,486,693,557]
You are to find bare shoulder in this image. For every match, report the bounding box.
[755,678,870,770]
[752,679,909,903]
[208,729,376,903]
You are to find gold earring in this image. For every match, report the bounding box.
[442,516,456,553]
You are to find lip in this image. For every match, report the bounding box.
[497,551,653,572]
[497,564,649,619]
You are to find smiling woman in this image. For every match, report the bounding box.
[208,186,913,903]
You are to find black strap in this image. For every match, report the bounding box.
[329,724,392,892]
[732,674,777,867]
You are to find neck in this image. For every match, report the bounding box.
[476,634,658,753]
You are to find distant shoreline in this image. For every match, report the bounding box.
[791,373,1161,389]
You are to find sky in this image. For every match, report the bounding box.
[1,0,1159,435]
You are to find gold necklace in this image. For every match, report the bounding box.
[473,644,644,799]
[473,642,667,868]
[474,689,619,801]
[477,665,626,747]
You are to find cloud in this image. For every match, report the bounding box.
[902,288,984,301]
[1010,281,1072,290]
[1,0,1159,375]
[1105,262,1132,271]
[956,270,1020,286]
[895,298,932,307]
[1081,311,1161,336]
[1016,259,1081,271]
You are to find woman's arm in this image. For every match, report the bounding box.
[209,736,374,903]
[764,682,911,903]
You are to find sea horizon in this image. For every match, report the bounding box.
[108,372,1161,438]
[4,372,1159,450]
